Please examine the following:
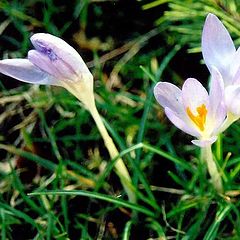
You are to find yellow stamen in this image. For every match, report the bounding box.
[186,104,207,131]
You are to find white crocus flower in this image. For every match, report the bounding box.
[0,33,135,202]
[154,68,226,148]
[0,33,94,109]
[202,13,240,127]
[154,70,225,192]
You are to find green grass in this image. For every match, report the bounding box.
[1,0,240,239]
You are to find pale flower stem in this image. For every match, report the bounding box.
[201,145,223,193]
[64,81,136,203]
[89,104,136,203]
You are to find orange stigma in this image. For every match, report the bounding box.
[186,104,207,131]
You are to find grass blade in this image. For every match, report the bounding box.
[28,190,155,217]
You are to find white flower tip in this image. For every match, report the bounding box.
[204,13,222,31]
[203,13,225,41]
[30,33,44,41]
[153,82,162,95]
[153,82,167,102]
[202,13,236,82]
[206,13,218,21]
[183,78,204,93]
[184,77,198,84]
[30,33,56,44]
[30,33,62,55]
[153,81,182,109]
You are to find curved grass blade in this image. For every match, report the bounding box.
[122,220,133,240]
[28,190,155,217]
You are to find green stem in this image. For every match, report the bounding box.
[63,81,136,202]
[201,145,223,193]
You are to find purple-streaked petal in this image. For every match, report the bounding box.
[0,59,60,85]
[202,14,235,83]
[165,107,200,138]
[191,136,217,147]
[154,82,183,114]
[225,85,240,116]
[28,50,79,81]
[30,33,92,82]
[182,78,209,112]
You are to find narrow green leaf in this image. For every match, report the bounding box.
[0,144,56,171]
[0,203,42,230]
[122,221,133,240]
[28,190,155,217]
[203,205,232,240]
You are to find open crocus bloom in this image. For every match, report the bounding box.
[0,33,94,109]
[202,13,240,118]
[154,69,226,147]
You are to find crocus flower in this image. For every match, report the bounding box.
[0,33,136,202]
[202,13,240,119]
[0,33,94,109]
[154,68,226,147]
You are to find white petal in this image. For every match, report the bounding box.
[191,136,217,147]
[202,13,235,84]
[28,50,79,81]
[212,102,227,134]
[165,107,200,138]
[207,68,226,134]
[232,66,240,85]
[0,59,60,85]
[225,85,240,116]
[154,82,183,114]
[209,67,225,117]
[182,78,209,113]
[231,48,240,85]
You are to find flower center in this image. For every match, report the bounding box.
[186,104,207,131]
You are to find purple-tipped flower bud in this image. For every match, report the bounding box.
[29,33,92,83]
[0,33,93,91]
